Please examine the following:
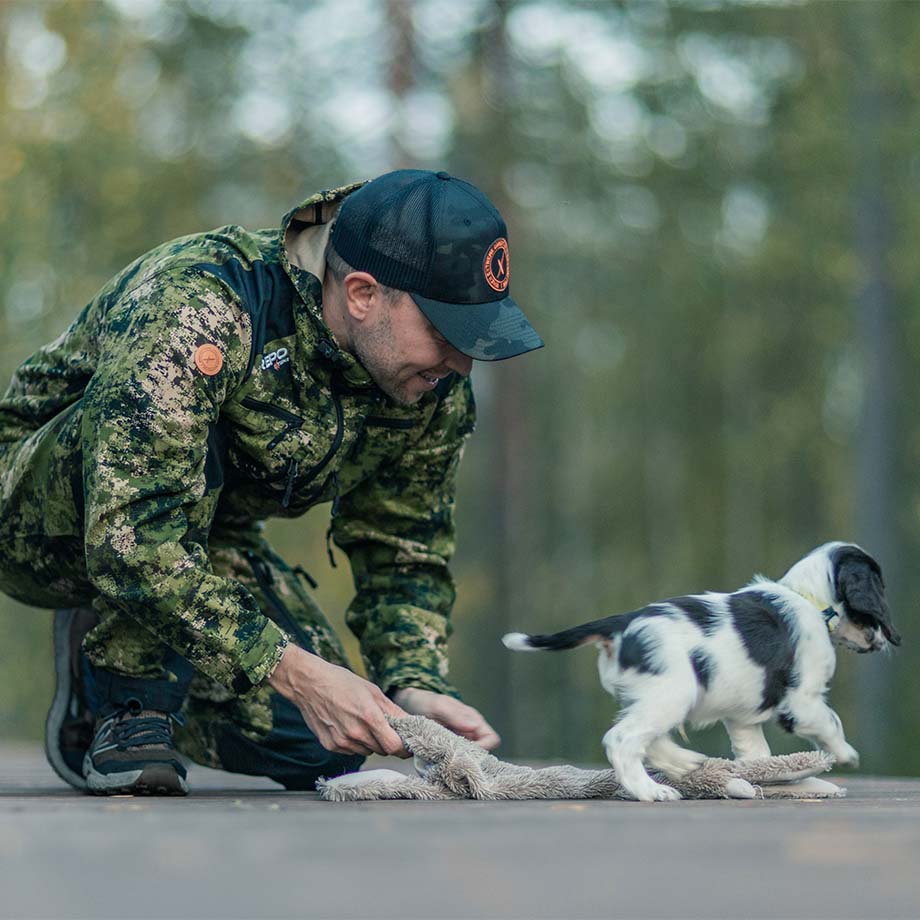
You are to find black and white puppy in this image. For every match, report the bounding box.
[503,542,900,802]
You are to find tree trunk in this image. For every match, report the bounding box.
[846,3,899,767]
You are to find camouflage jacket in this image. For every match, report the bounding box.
[0,183,475,697]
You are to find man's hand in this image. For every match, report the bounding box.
[268,644,409,758]
[392,687,501,750]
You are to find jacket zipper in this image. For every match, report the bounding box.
[325,472,341,568]
[299,375,345,486]
[244,550,314,651]
[284,374,346,510]
[281,459,298,509]
[241,380,344,508]
[239,396,303,450]
[292,564,318,590]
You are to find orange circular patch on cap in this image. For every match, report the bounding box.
[484,238,510,293]
[194,344,223,376]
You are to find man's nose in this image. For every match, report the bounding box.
[445,347,473,377]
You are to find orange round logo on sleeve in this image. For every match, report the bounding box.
[483,237,510,293]
[194,344,223,376]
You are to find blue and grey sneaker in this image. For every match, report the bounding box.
[83,701,189,795]
[45,608,99,791]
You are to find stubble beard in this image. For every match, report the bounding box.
[352,317,417,407]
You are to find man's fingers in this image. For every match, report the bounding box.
[448,707,501,750]
[430,699,476,728]
[333,725,380,758]
[435,701,489,734]
[337,701,408,757]
[473,727,501,750]
[343,742,374,757]
[381,732,410,758]
[364,694,410,755]
[367,716,409,758]
[381,698,410,720]
[457,720,500,747]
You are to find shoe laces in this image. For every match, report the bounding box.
[106,699,185,750]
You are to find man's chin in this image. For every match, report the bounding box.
[359,360,426,406]
[374,379,422,407]
[395,390,424,407]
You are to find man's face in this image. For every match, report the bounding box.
[352,291,473,406]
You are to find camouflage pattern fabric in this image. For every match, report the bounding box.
[176,537,363,788]
[0,182,475,702]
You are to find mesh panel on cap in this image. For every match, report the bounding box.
[364,180,435,289]
[334,173,438,294]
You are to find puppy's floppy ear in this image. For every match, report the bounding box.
[833,547,901,646]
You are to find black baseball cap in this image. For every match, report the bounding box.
[329,169,543,361]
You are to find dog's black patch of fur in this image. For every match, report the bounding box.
[690,648,713,689]
[777,711,797,734]
[729,592,799,711]
[618,629,664,674]
[522,607,670,651]
[670,596,723,636]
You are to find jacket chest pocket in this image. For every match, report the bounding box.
[239,396,304,451]
[349,415,417,473]
[236,390,346,510]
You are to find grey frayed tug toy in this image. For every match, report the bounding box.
[317,716,845,802]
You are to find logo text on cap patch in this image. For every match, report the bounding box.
[194,344,223,376]
[484,238,509,293]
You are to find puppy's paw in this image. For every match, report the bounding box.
[630,778,682,802]
[648,749,707,780]
[649,783,682,802]
[832,744,860,769]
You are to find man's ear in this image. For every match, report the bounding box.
[342,272,382,322]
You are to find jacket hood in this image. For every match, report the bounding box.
[281,180,366,298]
[280,181,371,387]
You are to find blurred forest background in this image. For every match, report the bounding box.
[0,0,917,775]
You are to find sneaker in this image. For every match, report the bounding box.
[83,701,189,795]
[45,608,99,791]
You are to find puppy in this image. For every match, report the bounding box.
[503,542,899,802]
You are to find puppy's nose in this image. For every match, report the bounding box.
[870,631,891,652]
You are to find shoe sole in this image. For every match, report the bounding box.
[84,760,189,796]
[44,609,88,792]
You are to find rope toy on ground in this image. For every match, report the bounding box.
[317,716,845,802]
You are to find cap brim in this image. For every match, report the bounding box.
[411,292,544,362]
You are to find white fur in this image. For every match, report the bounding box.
[502,632,538,652]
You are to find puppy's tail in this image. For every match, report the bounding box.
[503,614,630,652]
[502,632,545,651]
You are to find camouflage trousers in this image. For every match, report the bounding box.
[173,535,365,789]
[0,436,363,788]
